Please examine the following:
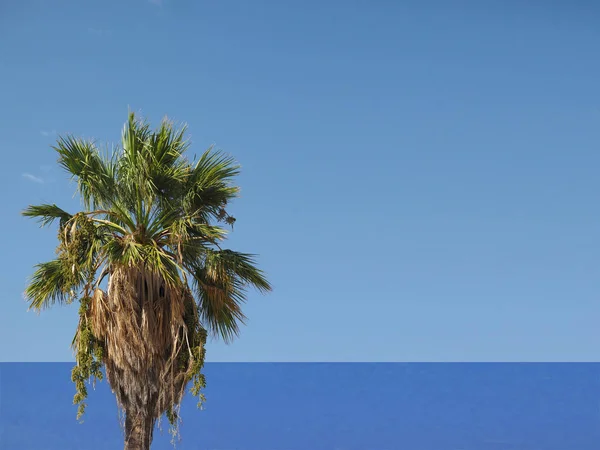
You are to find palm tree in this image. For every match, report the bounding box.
[22,112,271,450]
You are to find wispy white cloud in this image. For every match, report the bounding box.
[40,130,56,137]
[22,173,45,184]
[88,27,113,36]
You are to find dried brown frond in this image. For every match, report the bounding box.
[88,265,206,434]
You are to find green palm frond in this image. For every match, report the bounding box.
[187,222,229,244]
[53,136,117,209]
[24,259,80,311]
[183,149,241,217]
[191,149,240,185]
[188,249,271,341]
[204,249,272,293]
[22,204,72,228]
[191,265,247,342]
[149,118,189,168]
[121,112,152,164]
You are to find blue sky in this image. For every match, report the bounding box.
[0,0,599,362]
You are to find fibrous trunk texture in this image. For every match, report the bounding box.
[89,265,197,450]
[124,411,155,450]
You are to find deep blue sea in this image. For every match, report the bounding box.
[1,363,599,449]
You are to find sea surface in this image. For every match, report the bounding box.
[0,363,599,449]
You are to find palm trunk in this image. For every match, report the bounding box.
[124,411,155,450]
